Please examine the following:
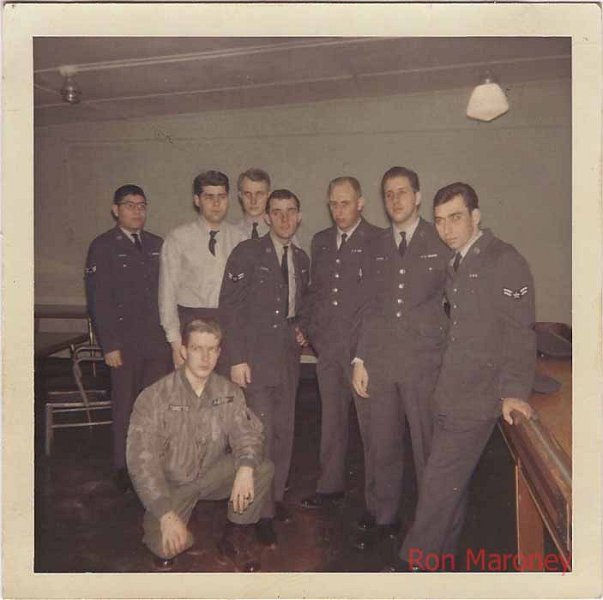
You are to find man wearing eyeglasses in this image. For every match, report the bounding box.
[159,170,245,373]
[85,184,172,493]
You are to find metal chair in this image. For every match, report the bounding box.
[44,345,112,456]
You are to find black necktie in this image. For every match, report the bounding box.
[339,232,348,251]
[398,231,407,257]
[209,230,218,256]
[251,222,259,240]
[453,252,462,272]
[132,232,142,251]
[281,245,289,316]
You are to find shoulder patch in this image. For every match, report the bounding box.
[503,286,528,299]
[228,272,245,282]
[85,265,97,274]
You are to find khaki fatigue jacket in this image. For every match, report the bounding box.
[127,369,264,519]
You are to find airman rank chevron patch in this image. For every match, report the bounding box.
[503,286,528,299]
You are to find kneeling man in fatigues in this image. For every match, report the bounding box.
[127,318,274,572]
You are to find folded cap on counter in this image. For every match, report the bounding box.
[536,329,572,358]
[532,371,561,394]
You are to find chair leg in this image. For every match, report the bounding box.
[45,404,53,457]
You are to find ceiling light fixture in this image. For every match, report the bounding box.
[59,65,82,104]
[466,71,509,122]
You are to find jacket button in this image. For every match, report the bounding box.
[272,324,278,328]
[335,258,341,264]
[275,310,280,315]
[334,273,340,279]
[398,283,404,289]
[332,288,338,293]
[395,311,402,318]
[399,268,405,274]
[332,300,338,306]
[397,298,403,304]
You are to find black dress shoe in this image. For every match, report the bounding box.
[352,522,400,551]
[274,502,292,524]
[356,511,376,532]
[114,468,132,493]
[152,556,175,571]
[382,559,421,572]
[218,522,262,572]
[255,518,278,548]
[299,491,344,509]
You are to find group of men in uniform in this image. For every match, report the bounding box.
[85,165,536,572]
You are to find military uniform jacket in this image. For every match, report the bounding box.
[355,218,451,379]
[219,234,310,386]
[434,229,536,419]
[126,369,264,519]
[85,226,166,354]
[300,219,383,362]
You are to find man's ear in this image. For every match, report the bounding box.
[111,204,119,220]
[357,196,366,212]
[193,194,201,210]
[296,211,302,226]
[471,208,482,228]
[414,191,422,207]
[180,344,187,362]
[263,213,271,227]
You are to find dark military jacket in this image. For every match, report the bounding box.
[434,229,536,418]
[85,226,166,355]
[219,233,310,386]
[300,219,383,362]
[127,369,264,519]
[355,218,452,380]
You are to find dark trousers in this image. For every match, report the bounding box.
[177,305,228,376]
[315,356,354,494]
[355,371,437,525]
[399,413,497,561]
[111,345,172,469]
[143,456,274,559]
[244,353,300,519]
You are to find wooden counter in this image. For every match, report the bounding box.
[500,355,572,570]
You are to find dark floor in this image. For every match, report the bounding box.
[35,360,522,573]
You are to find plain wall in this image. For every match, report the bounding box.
[34,78,571,326]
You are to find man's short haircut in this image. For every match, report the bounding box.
[193,170,230,196]
[380,166,420,197]
[181,318,223,347]
[237,168,271,192]
[266,189,300,212]
[433,182,480,212]
[113,184,146,204]
[327,176,362,198]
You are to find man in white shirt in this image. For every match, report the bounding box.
[159,170,245,372]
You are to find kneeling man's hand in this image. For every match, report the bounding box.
[230,466,255,514]
[160,511,189,557]
[502,397,534,425]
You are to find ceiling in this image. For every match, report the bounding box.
[34,37,571,127]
